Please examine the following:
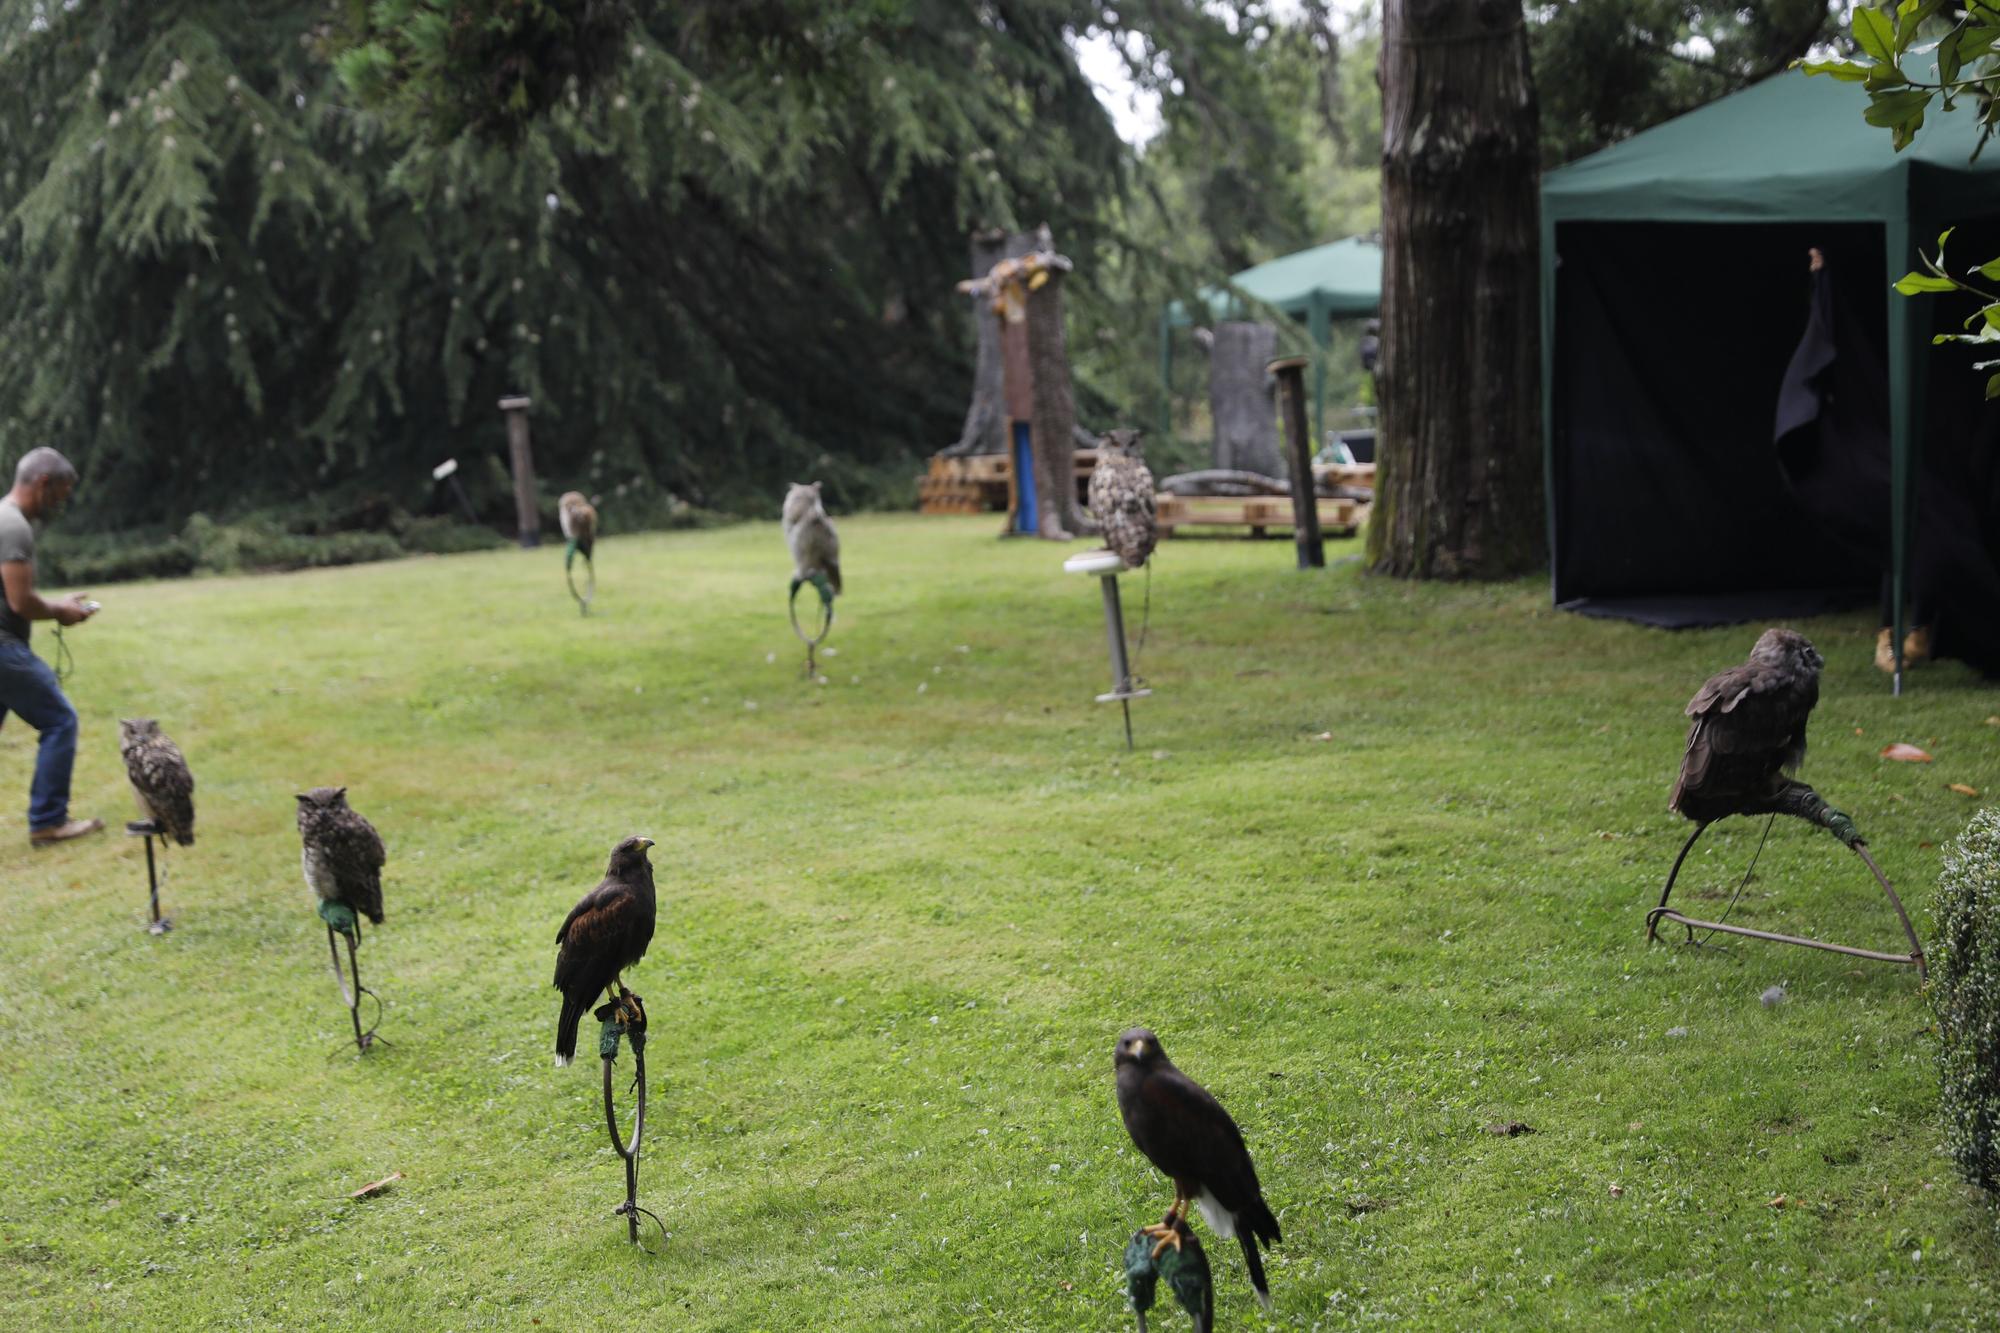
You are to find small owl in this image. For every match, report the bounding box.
[1088,428,1157,569]
[119,718,195,846]
[558,491,597,561]
[296,787,386,932]
[783,481,842,595]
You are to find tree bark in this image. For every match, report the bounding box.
[1025,258,1096,538]
[1209,321,1283,477]
[500,395,540,548]
[946,227,1040,456]
[1370,0,1544,579]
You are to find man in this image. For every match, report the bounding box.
[1,447,102,846]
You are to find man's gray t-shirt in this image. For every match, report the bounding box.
[0,496,34,645]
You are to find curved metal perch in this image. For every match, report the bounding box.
[566,548,594,616]
[325,925,387,1052]
[787,575,835,677]
[600,995,666,1248]
[1644,820,1926,979]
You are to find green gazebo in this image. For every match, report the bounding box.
[1541,64,2000,687]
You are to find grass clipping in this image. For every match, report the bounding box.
[1933,806,2000,1215]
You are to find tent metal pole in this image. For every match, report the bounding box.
[1539,211,1559,605]
[1309,293,1330,456]
[1885,217,1915,697]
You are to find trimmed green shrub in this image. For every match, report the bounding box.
[1933,807,2000,1203]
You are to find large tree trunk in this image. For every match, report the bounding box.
[1025,257,1096,538]
[1369,0,1544,579]
[1209,321,1283,477]
[946,227,1040,456]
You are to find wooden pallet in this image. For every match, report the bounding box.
[1155,492,1363,538]
[918,448,1102,515]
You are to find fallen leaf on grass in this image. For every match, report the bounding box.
[1485,1120,1535,1137]
[349,1172,403,1199]
[1986,716,2000,727]
[1313,732,1333,742]
[1880,743,1933,763]
[1609,1184,1624,1198]
[1948,783,1980,797]
[1768,1194,1788,1209]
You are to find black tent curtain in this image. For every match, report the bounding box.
[1550,219,2000,667]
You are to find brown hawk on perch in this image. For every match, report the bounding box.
[1114,1027,1281,1311]
[553,834,657,1066]
[1088,429,1157,570]
[1670,628,1861,846]
[118,718,195,845]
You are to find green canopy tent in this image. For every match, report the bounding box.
[1541,65,2000,690]
[1160,235,1382,451]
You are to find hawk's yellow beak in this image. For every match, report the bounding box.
[637,837,656,849]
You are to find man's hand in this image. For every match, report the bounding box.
[51,595,94,627]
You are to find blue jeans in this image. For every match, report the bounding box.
[0,638,77,832]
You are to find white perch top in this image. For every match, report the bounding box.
[1063,550,1126,576]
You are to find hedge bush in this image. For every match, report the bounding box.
[1932,806,2000,1204]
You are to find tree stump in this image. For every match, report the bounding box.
[947,228,1040,457]
[1370,0,1544,579]
[1210,321,1283,477]
[1025,251,1095,539]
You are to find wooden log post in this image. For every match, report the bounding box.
[948,228,1040,458]
[499,395,541,549]
[1023,247,1093,539]
[1270,356,1324,569]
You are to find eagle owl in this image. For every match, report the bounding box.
[783,481,842,595]
[558,491,597,561]
[296,787,387,933]
[1087,428,1157,569]
[118,718,195,846]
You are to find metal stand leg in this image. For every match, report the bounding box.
[326,925,386,1053]
[126,820,172,934]
[600,993,664,1248]
[1095,572,1152,751]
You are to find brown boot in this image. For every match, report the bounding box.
[30,817,105,848]
[1874,628,1896,673]
[1903,625,1933,666]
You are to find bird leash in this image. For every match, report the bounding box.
[50,625,75,685]
[788,573,835,678]
[598,993,668,1249]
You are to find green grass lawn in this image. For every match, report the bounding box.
[2,514,1997,1329]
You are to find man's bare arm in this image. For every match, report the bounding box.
[1,560,89,625]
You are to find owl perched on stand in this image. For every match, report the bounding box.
[1088,428,1157,569]
[296,787,387,940]
[119,719,195,846]
[783,481,842,596]
[558,491,597,566]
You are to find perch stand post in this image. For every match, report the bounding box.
[318,900,386,1052]
[1269,354,1325,570]
[598,994,664,1247]
[1065,550,1152,750]
[125,819,171,934]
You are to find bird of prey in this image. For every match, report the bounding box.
[1114,1027,1281,1310]
[553,834,657,1067]
[1124,1211,1213,1333]
[1088,428,1158,570]
[1670,628,1861,845]
[783,481,842,598]
[118,718,195,846]
[559,491,597,569]
[296,787,387,938]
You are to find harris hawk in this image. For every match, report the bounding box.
[1114,1027,1281,1310]
[1670,628,1861,846]
[552,834,656,1066]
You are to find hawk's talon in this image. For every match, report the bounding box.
[1146,1227,1185,1260]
